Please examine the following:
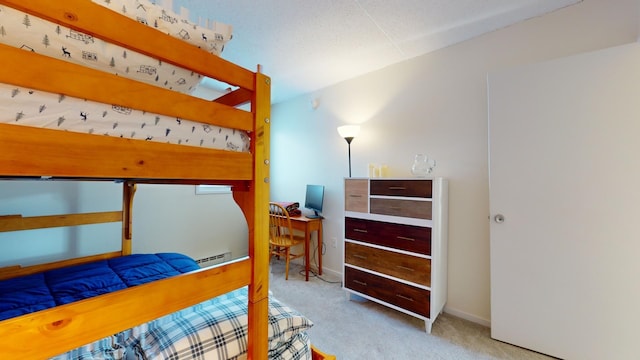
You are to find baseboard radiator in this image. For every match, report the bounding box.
[195,251,232,267]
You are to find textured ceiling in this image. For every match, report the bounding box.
[170,0,582,103]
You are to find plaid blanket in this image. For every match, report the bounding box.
[52,288,313,360]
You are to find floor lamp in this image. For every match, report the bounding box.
[337,125,360,177]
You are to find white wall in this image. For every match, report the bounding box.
[0,181,122,267]
[269,0,639,325]
[132,184,248,261]
[0,181,248,267]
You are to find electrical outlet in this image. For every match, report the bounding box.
[331,237,338,248]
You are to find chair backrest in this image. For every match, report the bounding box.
[268,202,294,244]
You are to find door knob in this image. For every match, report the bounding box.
[494,214,505,223]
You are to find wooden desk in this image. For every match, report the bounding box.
[289,216,323,281]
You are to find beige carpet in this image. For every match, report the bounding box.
[269,260,556,360]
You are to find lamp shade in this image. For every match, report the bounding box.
[337,125,360,139]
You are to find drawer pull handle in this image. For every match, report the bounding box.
[390,206,402,210]
[354,254,367,260]
[353,229,368,233]
[396,294,414,302]
[396,236,415,242]
[349,194,363,198]
[388,186,407,190]
[396,265,414,272]
[353,280,368,286]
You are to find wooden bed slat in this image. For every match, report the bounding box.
[215,88,254,107]
[0,123,252,180]
[0,44,253,132]
[0,259,252,359]
[0,265,22,278]
[0,251,123,281]
[0,211,122,233]
[0,0,255,92]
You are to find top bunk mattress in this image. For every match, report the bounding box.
[0,2,251,152]
[0,1,232,94]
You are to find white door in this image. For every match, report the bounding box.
[488,43,640,359]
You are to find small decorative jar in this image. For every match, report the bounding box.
[411,154,436,177]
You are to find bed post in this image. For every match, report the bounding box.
[232,66,271,359]
[122,181,136,256]
[250,67,271,359]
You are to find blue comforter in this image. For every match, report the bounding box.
[0,253,199,321]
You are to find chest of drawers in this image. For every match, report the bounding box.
[343,178,448,333]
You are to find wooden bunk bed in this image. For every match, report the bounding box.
[0,1,332,359]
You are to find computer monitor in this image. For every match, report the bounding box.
[304,184,324,219]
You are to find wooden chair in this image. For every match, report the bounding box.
[269,202,304,280]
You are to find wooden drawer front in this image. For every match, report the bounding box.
[370,179,432,198]
[345,217,431,255]
[345,267,430,317]
[370,198,432,219]
[345,179,368,212]
[345,242,431,287]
